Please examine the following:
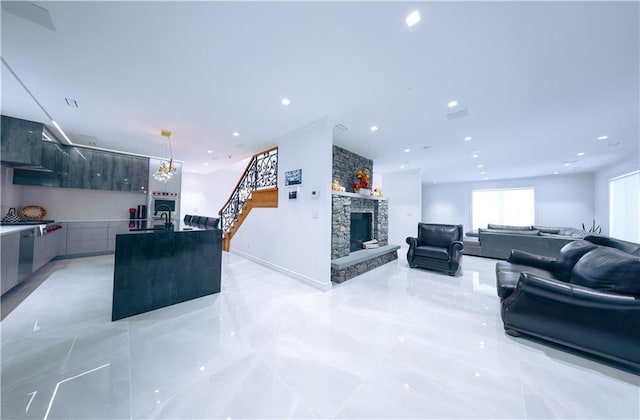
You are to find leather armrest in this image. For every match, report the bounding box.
[508,250,556,271]
[511,272,639,310]
[406,237,418,248]
[449,240,464,253]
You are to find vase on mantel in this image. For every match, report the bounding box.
[359,188,371,196]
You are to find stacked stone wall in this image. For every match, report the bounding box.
[332,145,373,193]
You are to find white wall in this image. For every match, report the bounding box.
[231,118,333,290]
[422,173,595,232]
[594,157,640,236]
[1,166,24,217]
[20,185,149,221]
[181,158,249,218]
[381,169,422,245]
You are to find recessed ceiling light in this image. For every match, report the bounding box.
[281,98,290,106]
[553,171,559,175]
[483,177,489,180]
[480,171,485,175]
[207,150,213,154]
[472,153,479,158]
[233,132,239,137]
[404,148,411,153]
[477,164,483,168]
[577,152,585,156]
[563,162,571,167]
[370,126,379,132]
[597,135,608,140]
[464,136,472,141]
[405,10,421,27]
[400,165,405,169]
[447,100,458,108]
[204,163,209,166]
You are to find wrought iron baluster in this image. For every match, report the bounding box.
[219,148,278,235]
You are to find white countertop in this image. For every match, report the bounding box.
[0,225,42,236]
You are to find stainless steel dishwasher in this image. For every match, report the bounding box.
[18,229,35,283]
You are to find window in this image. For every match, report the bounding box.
[472,188,535,231]
[609,171,640,242]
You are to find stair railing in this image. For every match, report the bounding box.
[219,146,278,233]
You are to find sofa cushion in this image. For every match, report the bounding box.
[480,228,540,236]
[533,225,561,234]
[414,245,449,260]
[571,247,640,296]
[418,224,459,248]
[487,224,532,231]
[555,240,598,281]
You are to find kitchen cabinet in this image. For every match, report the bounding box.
[13,142,149,193]
[65,221,109,256]
[61,146,93,189]
[1,231,20,295]
[129,156,149,192]
[0,115,43,166]
[90,150,114,190]
[41,140,64,172]
[33,225,65,272]
[112,154,148,192]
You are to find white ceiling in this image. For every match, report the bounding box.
[1,1,638,183]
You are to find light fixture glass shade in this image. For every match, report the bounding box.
[154,130,177,183]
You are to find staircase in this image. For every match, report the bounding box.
[219,146,278,251]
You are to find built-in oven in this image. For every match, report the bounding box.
[149,191,180,228]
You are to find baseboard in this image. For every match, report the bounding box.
[230,249,332,291]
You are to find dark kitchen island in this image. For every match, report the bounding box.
[111,226,222,321]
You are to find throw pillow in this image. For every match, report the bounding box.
[571,247,640,296]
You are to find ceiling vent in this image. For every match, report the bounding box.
[65,98,78,108]
[334,124,348,131]
[446,109,469,120]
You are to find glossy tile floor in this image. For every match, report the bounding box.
[1,252,639,419]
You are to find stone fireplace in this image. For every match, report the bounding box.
[330,146,399,283]
[331,193,388,259]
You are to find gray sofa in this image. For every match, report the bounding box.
[464,224,585,260]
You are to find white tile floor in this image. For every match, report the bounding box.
[1,252,639,419]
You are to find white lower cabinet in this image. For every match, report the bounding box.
[1,232,20,295]
[65,221,110,256]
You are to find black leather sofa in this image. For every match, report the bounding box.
[406,223,464,276]
[496,235,640,371]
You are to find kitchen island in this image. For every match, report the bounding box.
[112,225,222,321]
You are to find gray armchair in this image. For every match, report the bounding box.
[406,223,464,276]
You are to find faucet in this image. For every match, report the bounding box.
[155,204,173,230]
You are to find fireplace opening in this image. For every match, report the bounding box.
[350,212,372,252]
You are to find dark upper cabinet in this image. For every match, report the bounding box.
[112,154,149,192]
[1,115,44,166]
[112,154,133,191]
[130,156,149,192]
[60,147,93,189]
[41,141,63,172]
[90,150,114,190]
[12,141,149,193]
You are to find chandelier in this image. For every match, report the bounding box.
[153,129,177,183]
